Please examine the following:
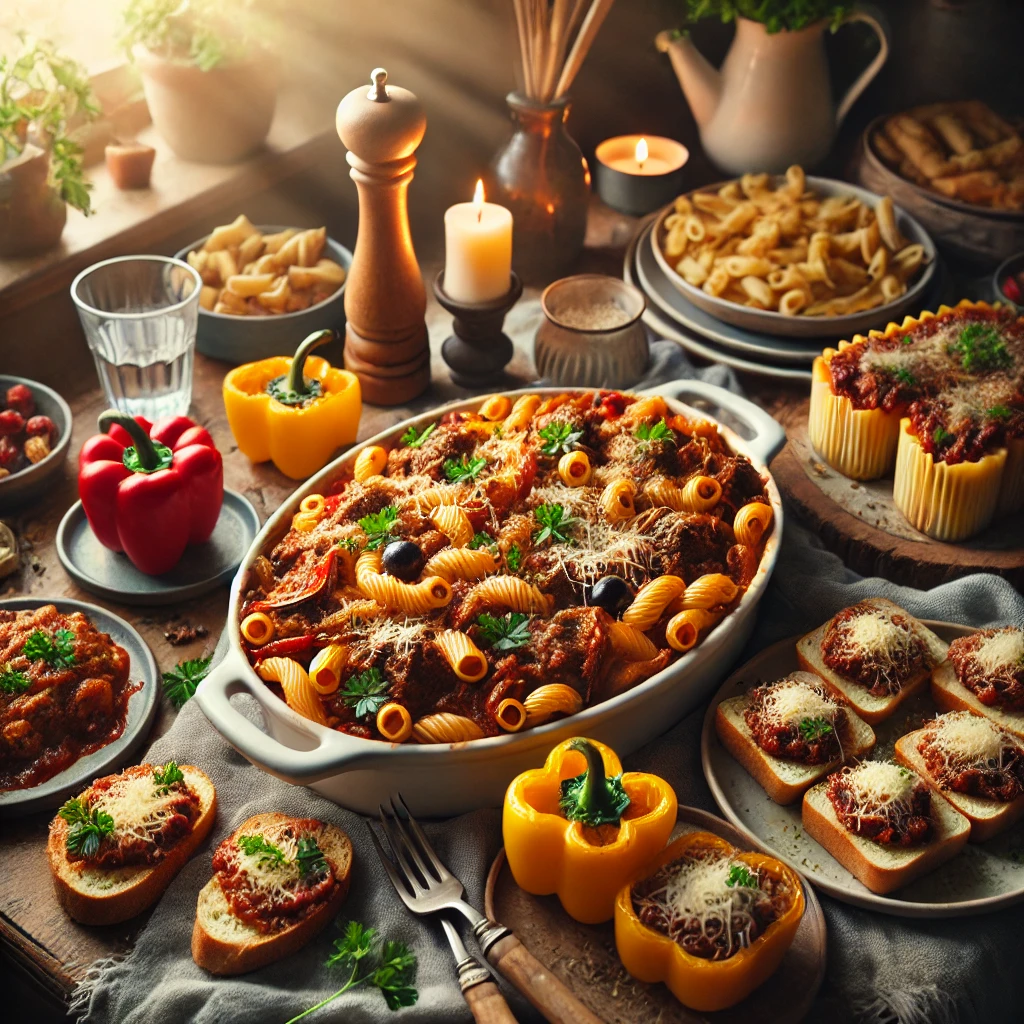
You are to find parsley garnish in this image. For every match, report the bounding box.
[933,426,953,447]
[726,864,759,889]
[533,503,576,545]
[798,717,833,742]
[358,506,399,550]
[0,667,30,695]
[284,921,418,1022]
[986,405,1012,420]
[23,628,76,668]
[162,656,212,709]
[951,323,1012,373]
[443,455,487,484]
[59,797,115,858]
[153,761,185,794]
[538,422,584,456]
[890,367,916,386]
[633,419,675,450]
[341,668,390,719]
[237,834,287,867]
[476,612,531,651]
[401,423,436,448]
[505,543,522,573]
[296,836,329,880]
[338,536,360,553]
[469,531,498,551]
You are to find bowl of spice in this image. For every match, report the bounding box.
[534,274,648,387]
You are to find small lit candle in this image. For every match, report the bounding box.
[443,180,513,304]
[593,135,689,215]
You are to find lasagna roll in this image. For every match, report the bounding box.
[257,657,327,726]
[558,451,592,487]
[354,445,388,482]
[435,629,488,682]
[607,621,660,662]
[479,395,511,421]
[503,394,541,432]
[355,550,453,613]
[469,575,552,615]
[600,479,636,521]
[494,698,527,732]
[622,575,686,630]
[678,573,738,610]
[412,713,485,744]
[424,547,498,582]
[732,501,774,548]
[665,609,721,653]
[240,611,274,646]
[523,683,583,726]
[431,505,474,547]
[376,702,413,743]
[308,644,347,694]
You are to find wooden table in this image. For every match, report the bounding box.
[0,200,805,1016]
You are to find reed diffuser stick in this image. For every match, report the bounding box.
[555,0,615,99]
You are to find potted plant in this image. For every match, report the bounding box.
[656,1,889,173]
[120,0,279,164]
[0,37,98,257]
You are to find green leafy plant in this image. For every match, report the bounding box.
[533,503,576,545]
[726,863,759,888]
[285,921,418,1023]
[153,761,185,794]
[675,0,854,33]
[505,544,522,572]
[443,455,487,484]
[238,833,287,867]
[400,423,436,449]
[296,836,329,880]
[538,422,584,456]
[633,419,676,454]
[162,655,212,708]
[22,628,76,668]
[477,612,532,651]
[358,506,399,550]
[59,797,115,858]
[340,668,390,719]
[0,35,98,214]
[798,717,833,742]
[950,324,1012,373]
[0,666,30,695]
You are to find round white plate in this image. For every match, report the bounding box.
[701,622,1024,917]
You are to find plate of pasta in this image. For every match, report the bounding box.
[651,168,937,339]
[195,382,786,816]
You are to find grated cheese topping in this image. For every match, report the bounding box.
[758,676,840,729]
[91,772,190,846]
[973,629,1024,676]
[836,760,919,819]
[347,615,431,658]
[926,711,1017,770]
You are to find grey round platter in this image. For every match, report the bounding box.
[56,489,259,606]
[0,596,159,816]
[701,622,1024,917]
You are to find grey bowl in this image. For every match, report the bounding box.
[993,252,1024,311]
[0,375,72,513]
[651,175,938,340]
[174,224,353,365]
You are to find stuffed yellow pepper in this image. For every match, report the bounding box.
[615,831,804,1012]
[503,737,676,924]
[223,329,361,479]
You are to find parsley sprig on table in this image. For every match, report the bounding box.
[237,834,288,867]
[538,421,584,456]
[950,323,1012,373]
[633,419,675,452]
[284,921,418,1023]
[726,864,759,889]
[341,668,390,719]
[477,612,531,651]
[0,666,30,695]
[153,761,185,794]
[400,423,436,449]
[296,836,329,881]
[59,797,115,858]
[358,506,399,550]
[798,717,833,742]
[162,656,212,709]
[533,503,576,545]
[443,454,487,484]
[23,628,76,668]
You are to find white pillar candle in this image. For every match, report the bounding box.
[443,180,513,304]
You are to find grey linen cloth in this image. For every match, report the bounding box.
[75,344,1024,1024]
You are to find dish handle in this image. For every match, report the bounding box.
[641,378,787,466]
[195,648,370,783]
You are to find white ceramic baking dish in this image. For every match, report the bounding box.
[196,380,786,816]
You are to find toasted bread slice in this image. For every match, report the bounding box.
[797,597,948,725]
[895,726,1024,843]
[931,661,1024,740]
[192,812,353,976]
[802,780,970,894]
[48,764,217,926]
[715,682,876,805]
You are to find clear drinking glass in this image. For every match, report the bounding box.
[71,255,202,419]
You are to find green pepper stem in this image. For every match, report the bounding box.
[285,330,335,397]
[569,738,616,819]
[98,410,160,470]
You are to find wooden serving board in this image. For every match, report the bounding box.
[772,399,1024,590]
[485,806,826,1024]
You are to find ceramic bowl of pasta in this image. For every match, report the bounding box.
[651,167,937,340]
[195,381,786,817]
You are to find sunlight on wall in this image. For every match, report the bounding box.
[1,0,122,70]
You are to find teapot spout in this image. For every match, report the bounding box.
[655,30,721,129]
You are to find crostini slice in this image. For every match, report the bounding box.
[715,672,876,805]
[48,763,217,926]
[192,812,353,976]
[932,661,1024,741]
[797,597,948,725]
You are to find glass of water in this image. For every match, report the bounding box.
[71,255,202,419]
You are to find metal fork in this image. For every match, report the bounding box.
[370,794,604,1024]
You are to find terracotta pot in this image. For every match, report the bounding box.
[134,47,279,164]
[0,144,67,257]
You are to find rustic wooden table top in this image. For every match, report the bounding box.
[0,199,805,1009]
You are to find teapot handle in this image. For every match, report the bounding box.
[835,6,890,127]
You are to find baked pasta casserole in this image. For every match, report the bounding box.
[237,390,775,743]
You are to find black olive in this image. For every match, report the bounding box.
[382,540,425,581]
[589,575,633,617]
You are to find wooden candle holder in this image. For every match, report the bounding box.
[434,270,523,388]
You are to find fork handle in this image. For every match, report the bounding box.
[482,931,604,1024]
[464,980,520,1024]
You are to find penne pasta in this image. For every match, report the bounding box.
[435,629,488,682]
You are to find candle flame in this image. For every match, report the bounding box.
[635,137,648,169]
[473,178,484,222]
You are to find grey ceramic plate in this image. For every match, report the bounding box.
[0,597,159,815]
[701,622,1024,917]
[56,489,259,606]
[0,375,73,514]
[174,225,353,365]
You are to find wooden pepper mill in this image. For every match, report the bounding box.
[336,68,429,405]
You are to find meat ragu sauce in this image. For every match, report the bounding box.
[825,305,1024,465]
[239,391,772,742]
[948,629,1024,711]
[212,819,336,933]
[918,730,1024,803]
[0,606,139,791]
[826,766,933,847]
[744,683,841,765]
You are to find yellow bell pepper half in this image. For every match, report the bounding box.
[503,737,677,924]
[223,329,361,480]
[614,831,805,1012]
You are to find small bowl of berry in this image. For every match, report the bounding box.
[995,252,1024,312]
[0,375,72,512]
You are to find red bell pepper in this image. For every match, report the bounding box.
[78,411,224,575]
